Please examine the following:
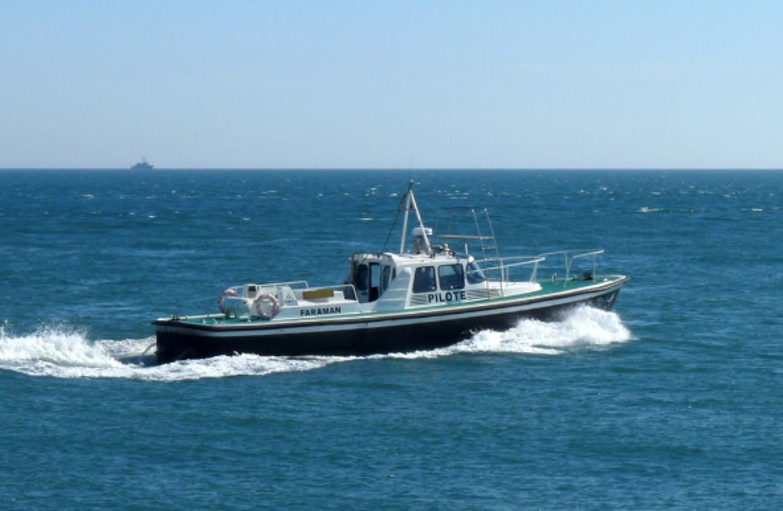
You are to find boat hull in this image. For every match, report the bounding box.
[154,279,626,364]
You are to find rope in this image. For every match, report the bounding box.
[380,203,404,254]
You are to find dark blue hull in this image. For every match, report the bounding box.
[154,282,625,364]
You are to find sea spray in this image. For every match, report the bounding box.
[0,307,631,381]
[0,323,121,367]
[380,306,632,359]
[0,325,347,381]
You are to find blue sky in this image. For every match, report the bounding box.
[1,1,781,169]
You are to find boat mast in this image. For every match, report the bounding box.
[399,185,411,254]
[399,181,431,254]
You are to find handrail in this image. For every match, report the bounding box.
[436,234,495,240]
[480,256,545,271]
[566,251,602,281]
[226,280,310,298]
[536,248,604,258]
[535,249,604,284]
[488,255,548,263]
[228,281,360,303]
[470,248,604,286]
[251,280,310,289]
[481,256,545,284]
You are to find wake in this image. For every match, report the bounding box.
[0,307,631,382]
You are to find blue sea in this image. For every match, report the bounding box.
[1,169,781,509]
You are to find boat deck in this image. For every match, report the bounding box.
[170,276,623,326]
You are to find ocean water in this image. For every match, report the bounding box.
[1,169,781,509]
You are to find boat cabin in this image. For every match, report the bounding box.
[345,249,532,309]
[347,253,396,303]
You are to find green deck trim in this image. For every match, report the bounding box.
[169,275,626,327]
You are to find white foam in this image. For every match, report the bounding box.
[0,307,631,382]
[0,323,347,381]
[0,324,123,368]
[380,306,631,359]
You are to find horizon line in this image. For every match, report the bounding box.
[1,167,783,172]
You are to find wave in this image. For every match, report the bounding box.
[0,307,631,382]
[378,305,631,358]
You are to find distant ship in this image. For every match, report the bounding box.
[130,158,154,170]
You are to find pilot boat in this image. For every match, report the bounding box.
[153,183,628,363]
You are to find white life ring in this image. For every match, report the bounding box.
[219,288,238,313]
[252,294,280,319]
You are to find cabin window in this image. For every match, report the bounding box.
[355,264,369,291]
[369,263,381,301]
[381,265,393,292]
[466,261,487,284]
[438,264,465,290]
[413,266,437,293]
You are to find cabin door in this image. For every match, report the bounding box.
[355,262,381,303]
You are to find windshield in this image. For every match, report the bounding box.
[466,261,486,284]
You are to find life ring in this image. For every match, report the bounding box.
[252,294,280,319]
[219,288,238,313]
